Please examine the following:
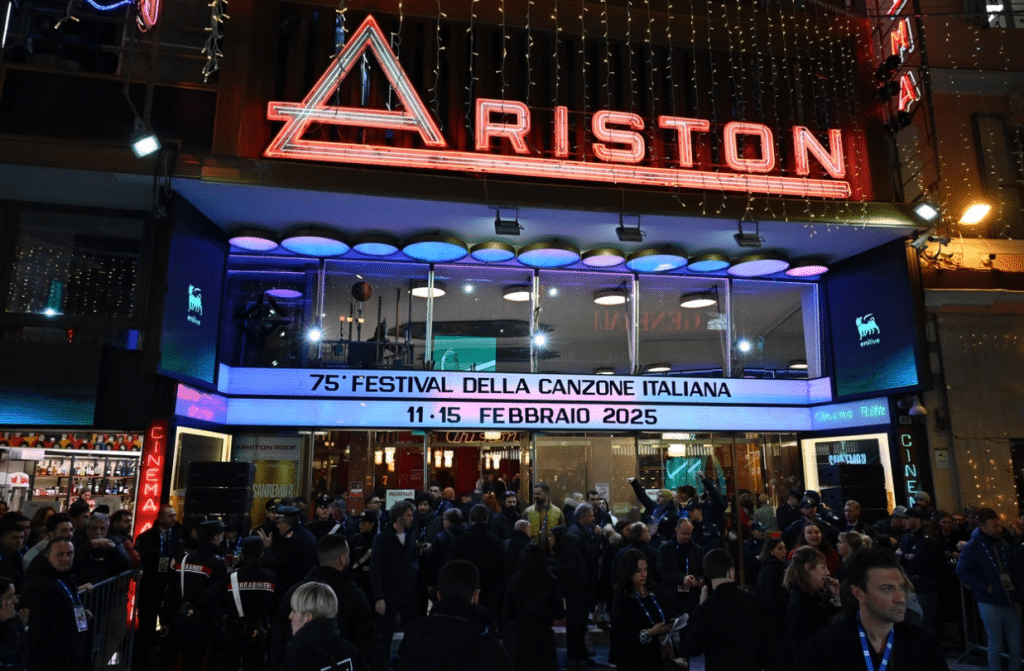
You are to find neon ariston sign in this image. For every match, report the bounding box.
[265,15,852,200]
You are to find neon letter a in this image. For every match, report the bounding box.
[265,14,446,159]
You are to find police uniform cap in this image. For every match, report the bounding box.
[891,505,910,518]
[359,510,378,524]
[799,498,817,509]
[750,521,765,532]
[265,497,283,511]
[315,494,334,509]
[275,505,301,518]
[200,519,226,534]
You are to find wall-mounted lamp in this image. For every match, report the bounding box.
[913,202,940,222]
[734,216,762,248]
[494,208,522,236]
[960,203,991,225]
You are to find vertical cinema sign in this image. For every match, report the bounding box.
[132,420,169,539]
[877,0,921,113]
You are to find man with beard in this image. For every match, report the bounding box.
[370,501,422,656]
[270,534,385,671]
[523,482,564,556]
[24,538,88,670]
[489,490,520,540]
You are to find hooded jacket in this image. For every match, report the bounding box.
[956,526,1022,606]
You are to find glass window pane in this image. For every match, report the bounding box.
[536,270,633,375]
[322,260,429,368]
[430,265,534,373]
[534,432,636,522]
[732,280,816,378]
[637,276,729,376]
[6,209,144,318]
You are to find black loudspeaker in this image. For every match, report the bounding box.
[187,462,255,488]
[184,487,253,515]
[184,461,255,516]
[819,464,887,511]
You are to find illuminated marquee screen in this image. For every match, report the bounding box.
[158,198,227,387]
[826,242,926,400]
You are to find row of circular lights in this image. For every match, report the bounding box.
[230,227,828,278]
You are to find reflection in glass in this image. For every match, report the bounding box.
[731,281,816,378]
[637,277,729,376]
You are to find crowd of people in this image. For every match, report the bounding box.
[0,478,1020,671]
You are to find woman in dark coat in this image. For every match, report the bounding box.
[609,548,673,671]
[283,582,364,671]
[502,544,565,671]
[784,546,841,671]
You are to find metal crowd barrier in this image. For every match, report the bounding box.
[81,570,138,671]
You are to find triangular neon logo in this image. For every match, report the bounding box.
[265,14,447,157]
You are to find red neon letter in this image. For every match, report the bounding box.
[724,122,775,174]
[898,72,920,112]
[889,18,914,60]
[475,99,532,154]
[554,106,569,158]
[592,111,646,164]
[792,127,846,179]
[658,116,710,168]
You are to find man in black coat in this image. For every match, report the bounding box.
[489,490,520,540]
[503,519,531,576]
[424,508,465,597]
[132,505,180,671]
[23,538,88,671]
[348,510,378,598]
[270,533,384,671]
[258,505,318,594]
[396,560,512,671]
[658,518,706,618]
[370,500,423,656]
[451,504,506,619]
[804,548,949,671]
[683,548,775,670]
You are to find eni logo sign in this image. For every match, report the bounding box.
[265,15,851,200]
[857,313,881,347]
[188,284,203,326]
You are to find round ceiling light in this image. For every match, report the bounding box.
[229,228,279,252]
[594,367,615,375]
[265,288,303,299]
[680,292,717,309]
[581,247,627,268]
[280,228,350,257]
[410,281,447,298]
[594,288,628,306]
[470,241,517,263]
[785,258,829,277]
[687,252,731,273]
[625,246,688,273]
[503,285,533,302]
[727,252,790,277]
[788,360,808,370]
[518,240,581,268]
[645,363,672,373]
[402,233,469,262]
[352,234,399,257]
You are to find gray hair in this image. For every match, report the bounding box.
[290,581,338,620]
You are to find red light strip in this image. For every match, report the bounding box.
[723,122,776,174]
[131,420,168,539]
[137,0,159,31]
[265,140,851,198]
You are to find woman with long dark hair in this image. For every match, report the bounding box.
[609,548,674,671]
[502,544,565,671]
[787,521,842,577]
[784,546,841,671]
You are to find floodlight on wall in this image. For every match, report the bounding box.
[875,54,902,81]
[494,209,523,236]
[734,216,763,248]
[885,112,913,135]
[960,203,992,225]
[615,214,644,243]
[131,121,161,158]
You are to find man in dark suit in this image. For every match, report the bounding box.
[370,500,423,655]
[804,548,948,671]
[683,548,775,670]
[132,505,181,671]
[451,504,505,618]
[257,504,318,593]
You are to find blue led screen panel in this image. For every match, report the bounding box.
[825,242,925,400]
[0,342,101,424]
[158,198,228,387]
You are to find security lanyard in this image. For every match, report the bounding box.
[57,579,80,606]
[633,591,666,625]
[653,507,669,525]
[857,614,893,671]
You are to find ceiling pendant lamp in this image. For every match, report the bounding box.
[727,252,790,277]
[229,228,279,252]
[687,252,731,273]
[402,232,469,262]
[518,240,581,268]
[785,258,829,277]
[625,246,688,273]
[352,234,399,257]
[581,247,627,268]
[470,241,517,263]
[280,228,350,257]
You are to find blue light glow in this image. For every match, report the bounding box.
[403,239,468,262]
[687,257,731,272]
[518,246,581,268]
[266,288,303,299]
[353,240,399,256]
[281,235,350,257]
[625,253,687,273]
[307,328,323,342]
[470,243,517,263]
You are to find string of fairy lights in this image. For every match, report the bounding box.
[199,0,228,82]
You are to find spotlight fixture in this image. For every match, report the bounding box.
[594,288,629,306]
[410,281,447,298]
[913,202,940,222]
[130,125,161,158]
[884,111,913,134]
[680,291,717,309]
[229,228,279,252]
[470,241,517,263]
[960,203,991,225]
[734,216,762,248]
[503,285,533,302]
[615,214,644,243]
[877,81,900,101]
[493,210,523,236]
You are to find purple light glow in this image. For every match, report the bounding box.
[403,240,468,262]
[518,247,581,268]
[727,258,790,277]
[785,264,828,277]
[230,235,279,252]
[266,288,303,298]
